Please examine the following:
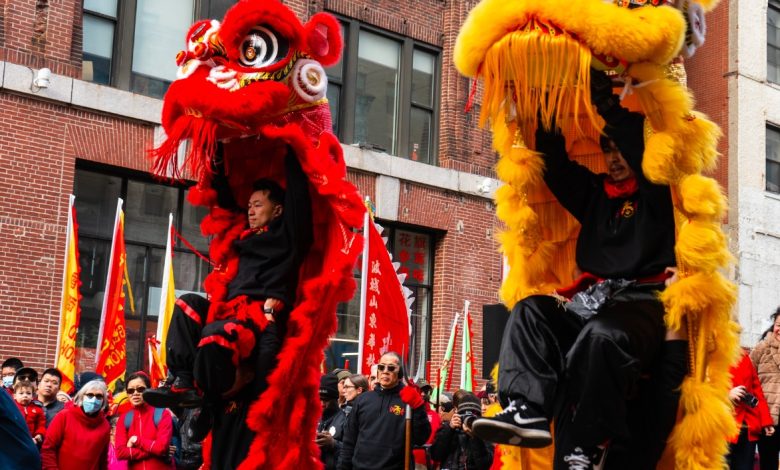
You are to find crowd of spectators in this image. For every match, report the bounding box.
[0,350,501,470]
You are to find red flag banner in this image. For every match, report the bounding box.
[96,200,128,390]
[360,221,412,372]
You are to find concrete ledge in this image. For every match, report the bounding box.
[1,60,500,200]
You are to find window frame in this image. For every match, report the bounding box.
[327,222,437,377]
[74,160,212,372]
[767,123,780,193]
[82,0,234,97]
[769,0,780,84]
[329,17,442,165]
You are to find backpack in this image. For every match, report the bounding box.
[124,407,165,430]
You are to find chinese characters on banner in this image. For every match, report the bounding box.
[361,222,412,372]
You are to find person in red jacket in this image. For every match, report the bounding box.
[728,349,774,470]
[13,379,45,446]
[42,379,111,470]
[115,371,173,470]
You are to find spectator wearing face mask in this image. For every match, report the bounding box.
[1,357,23,394]
[42,379,110,470]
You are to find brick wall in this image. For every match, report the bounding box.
[684,0,730,194]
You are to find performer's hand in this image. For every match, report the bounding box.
[315,431,335,448]
[664,267,679,287]
[729,385,747,405]
[264,298,284,322]
[400,385,425,409]
[766,426,776,436]
[127,435,138,448]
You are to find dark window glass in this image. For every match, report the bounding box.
[82,15,115,85]
[125,181,178,245]
[74,170,122,238]
[182,188,210,253]
[355,30,400,153]
[769,1,780,84]
[73,167,210,372]
[767,125,780,193]
[409,107,432,164]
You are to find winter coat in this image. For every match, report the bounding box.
[15,400,46,439]
[751,335,780,424]
[41,403,110,470]
[729,350,773,443]
[339,383,432,470]
[114,404,174,470]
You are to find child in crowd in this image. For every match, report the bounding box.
[14,379,45,446]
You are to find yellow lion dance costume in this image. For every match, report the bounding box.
[454,0,739,468]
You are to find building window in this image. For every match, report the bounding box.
[81,0,235,98]
[327,225,434,377]
[769,0,780,84]
[768,125,780,193]
[327,19,441,164]
[73,165,211,373]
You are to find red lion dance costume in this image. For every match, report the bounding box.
[151,1,364,468]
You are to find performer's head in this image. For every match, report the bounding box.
[377,352,403,389]
[248,179,285,229]
[600,135,635,183]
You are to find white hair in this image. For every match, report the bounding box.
[73,379,108,411]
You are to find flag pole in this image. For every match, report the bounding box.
[460,300,470,389]
[55,194,75,361]
[356,197,371,374]
[96,198,123,365]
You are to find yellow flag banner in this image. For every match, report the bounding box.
[55,195,81,394]
[96,200,127,391]
[156,214,176,366]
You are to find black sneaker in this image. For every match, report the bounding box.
[143,376,202,409]
[185,406,212,443]
[562,445,608,470]
[470,399,551,448]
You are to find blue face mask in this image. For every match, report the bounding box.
[82,396,103,414]
[2,376,12,389]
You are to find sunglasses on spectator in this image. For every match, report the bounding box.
[85,393,104,400]
[126,387,146,395]
[376,364,398,373]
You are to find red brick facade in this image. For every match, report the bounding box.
[0,0,730,390]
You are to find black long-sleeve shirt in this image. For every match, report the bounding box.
[537,102,676,279]
[339,384,431,470]
[214,148,313,307]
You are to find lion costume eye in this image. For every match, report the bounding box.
[239,26,289,68]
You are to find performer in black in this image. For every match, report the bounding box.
[144,145,313,470]
[470,70,688,470]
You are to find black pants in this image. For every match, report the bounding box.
[728,426,757,470]
[758,428,780,470]
[165,293,284,470]
[497,290,685,469]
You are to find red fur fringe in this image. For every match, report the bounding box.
[150,115,218,181]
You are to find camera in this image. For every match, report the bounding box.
[458,410,478,428]
[743,392,759,408]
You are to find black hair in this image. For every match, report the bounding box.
[41,368,63,382]
[599,134,616,153]
[1,357,23,371]
[251,179,285,206]
[126,371,152,388]
[380,351,405,378]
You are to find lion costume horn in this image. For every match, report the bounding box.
[454,0,739,468]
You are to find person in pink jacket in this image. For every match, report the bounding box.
[42,379,111,470]
[115,371,173,470]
